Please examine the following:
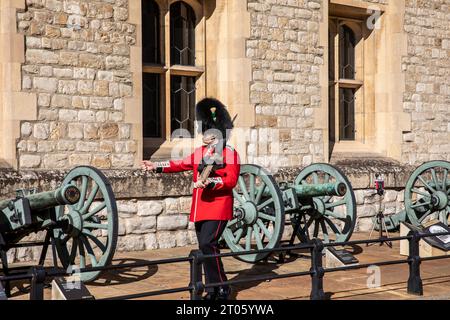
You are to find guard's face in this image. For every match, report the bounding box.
[202,134,217,145]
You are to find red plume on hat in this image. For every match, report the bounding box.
[196,98,234,140]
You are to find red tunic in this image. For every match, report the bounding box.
[156,146,240,222]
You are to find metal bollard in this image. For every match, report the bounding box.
[407,231,423,296]
[30,266,46,300]
[189,250,204,300]
[309,239,326,300]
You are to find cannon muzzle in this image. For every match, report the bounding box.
[0,185,81,212]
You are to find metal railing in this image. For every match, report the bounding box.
[1,230,450,300]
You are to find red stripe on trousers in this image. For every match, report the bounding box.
[214,221,223,283]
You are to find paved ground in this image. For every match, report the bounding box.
[6,232,450,300]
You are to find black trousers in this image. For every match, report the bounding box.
[195,220,228,293]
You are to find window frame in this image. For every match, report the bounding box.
[329,18,364,145]
[142,0,205,158]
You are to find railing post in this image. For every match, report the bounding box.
[30,266,46,300]
[407,231,423,296]
[189,250,204,300]
[310,239,326,300]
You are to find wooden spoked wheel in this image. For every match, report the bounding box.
[292,164,356,243]
[222,165,285,263]
[405,161,450,227]
[53,166,118,282]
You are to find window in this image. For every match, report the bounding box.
[170,2,196,66]
[340,25,356,80]
[329,19,363,147]
[171,75,196,136]
[142,0,161,64]
[142,0,162,142]
[142,0,204,158]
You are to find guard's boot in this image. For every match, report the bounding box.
[202,291,217,301]
[216,286,232,301]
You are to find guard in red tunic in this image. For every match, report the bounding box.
[142,98,240,300]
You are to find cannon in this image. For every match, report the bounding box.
[374,160,450,231]
[223,163,356,263]
[0,166,118,295]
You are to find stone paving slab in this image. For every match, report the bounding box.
[7,232,450,300]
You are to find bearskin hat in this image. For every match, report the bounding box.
[196,98,234,140]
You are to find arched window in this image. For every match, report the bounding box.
[170,1,196,66]
[339,25,356,79]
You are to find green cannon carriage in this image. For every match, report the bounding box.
[374,160,450,231]
[224,160,450,263]
[223,163,357,263]
[0,166,118,294]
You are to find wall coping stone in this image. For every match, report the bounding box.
[0,159,416,201]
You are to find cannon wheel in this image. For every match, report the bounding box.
[53,166,118,282]
[292,164,356,243]
[405,161,450,227]
[222,165,285,263]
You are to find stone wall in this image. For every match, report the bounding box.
[8,0,450,171]
[401,0,450,165]
[16,0,137,169]
[246,0,325,169]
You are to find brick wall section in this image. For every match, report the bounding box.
[16,0,137,169]
[402,0,450,165]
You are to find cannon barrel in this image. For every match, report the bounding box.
[262,182,347,199]
[294,182,347,197]
[0,185,81,212]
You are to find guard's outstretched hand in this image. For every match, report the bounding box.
[141,160,156,171]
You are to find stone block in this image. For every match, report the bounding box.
[111,154,134,168]
[144,233,158,250]
[117,235,145,252]
[157,232,177,249]
[175,230,189,247]
[157,215,188,231]
[137,201,163,216]
[33,77,58,93]
[68,123,84,139]
[69,154,91,166]
[164,198,180,214]
[125,216,156,234]
[43,154,69,168]
[19,155,41,168]
[33,123,50,139]
[92,155,111,169]
[78,110,96,123]
[76,141,99,152]
[59,109,78,121]
[21,122,33,137]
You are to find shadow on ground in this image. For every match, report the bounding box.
[88,258,158,287]
[226,253,303,300]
